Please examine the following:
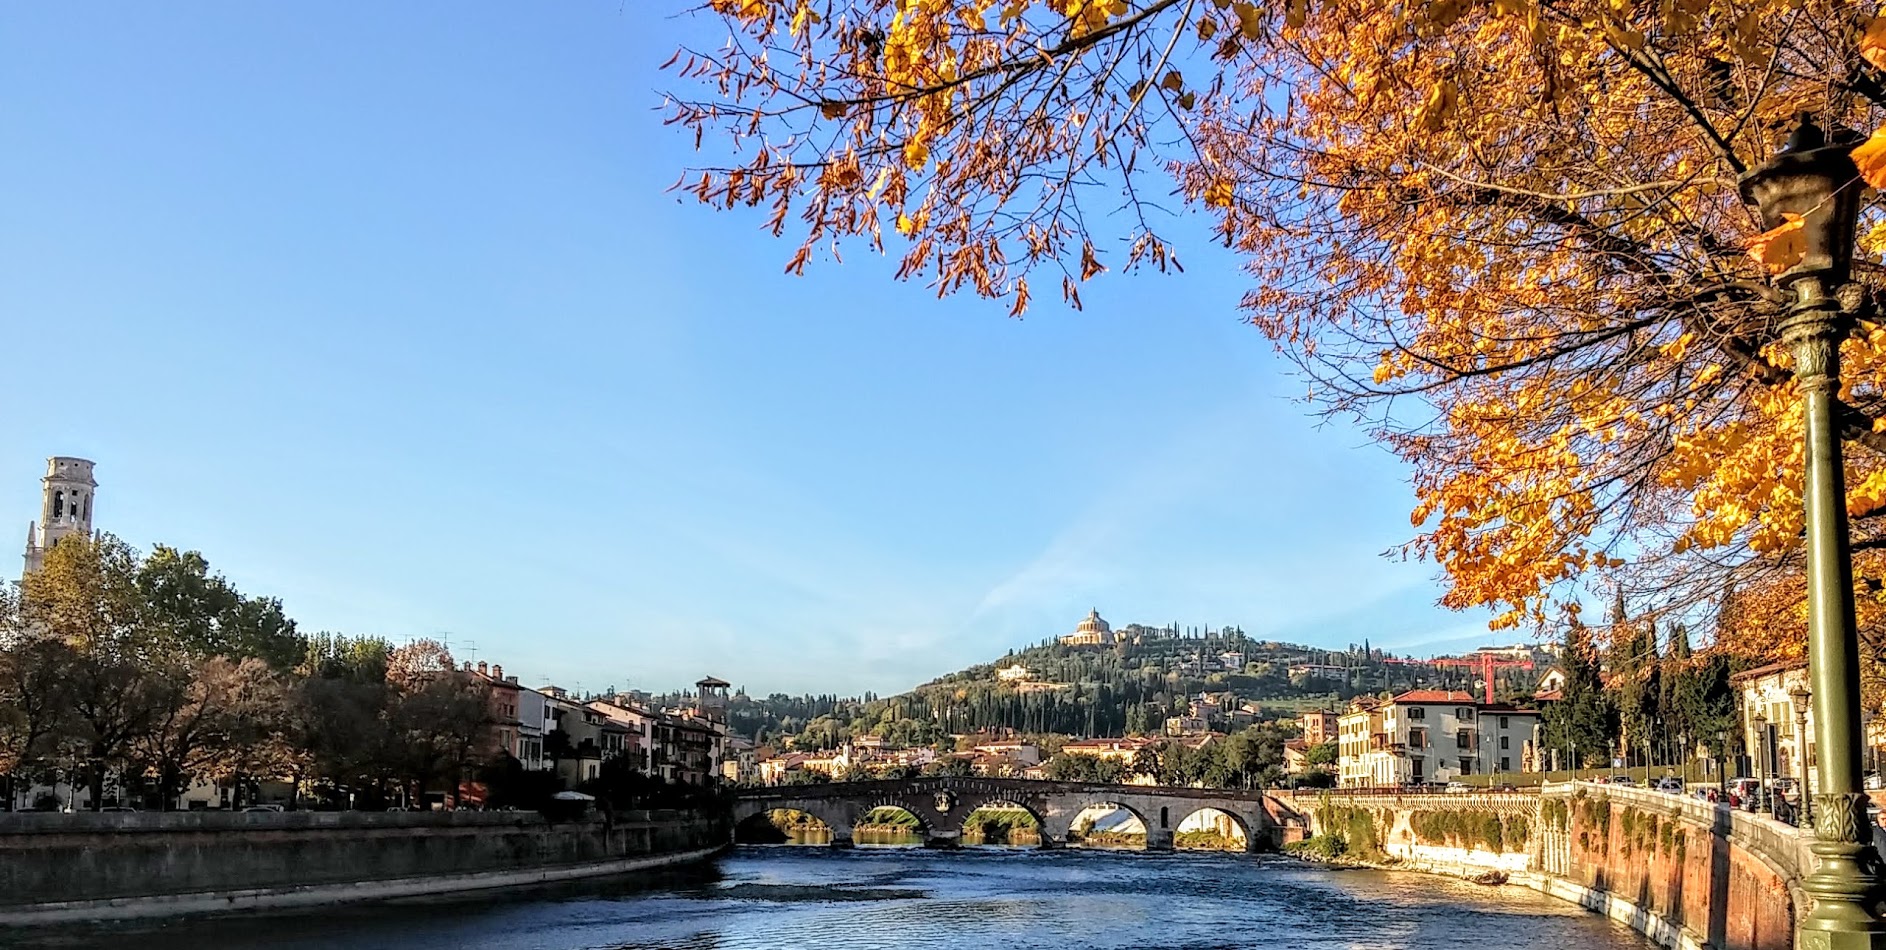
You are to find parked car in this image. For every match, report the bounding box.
[1610,776,1637,787]
[241,804,285,813]
[1445,782,1472,794]
[96,805,139,812]
[1655,777,1684,794]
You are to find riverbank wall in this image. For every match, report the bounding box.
[1284,783,1807,950]
[0,808,731,925]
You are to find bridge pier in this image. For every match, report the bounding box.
[829,834,854,849]
[1146,830,1175,852]
[924,832,961,850]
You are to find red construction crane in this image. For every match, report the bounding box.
[1423,654,1535,704]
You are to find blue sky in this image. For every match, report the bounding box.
[0,3,1506,695]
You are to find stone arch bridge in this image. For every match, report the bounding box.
[731,778,1304,851]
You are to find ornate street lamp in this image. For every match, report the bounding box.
[1794,685,1815,826]
[1740,114,1886,949]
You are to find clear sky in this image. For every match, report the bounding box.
[0,3,1508,696]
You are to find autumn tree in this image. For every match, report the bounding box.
[18,533,176,808]
[383,639,490,805]
[131,656,290,808]
[672,0,1886,647]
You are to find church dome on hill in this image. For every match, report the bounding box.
[1061,609,1114,646]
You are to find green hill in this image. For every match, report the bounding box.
[691,624,1522,750]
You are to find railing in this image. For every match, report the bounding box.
[0,807,701,835]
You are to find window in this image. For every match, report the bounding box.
[1459,757,1473,773]
[1500,757,1511,771]
[1499,736,1510,749]
[1409,728,1427,749]
[1456,730,1471,749]
[1458,707,1475,720]
[1499,716,1509,729]
[1408,707,1426,720]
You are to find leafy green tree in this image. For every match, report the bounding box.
[1542,621,1619,770]
[1305,740,1338,768]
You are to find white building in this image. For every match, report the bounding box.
[1337,690,1542,787]
[996,663,1032,682]
[1731,659,1812,786]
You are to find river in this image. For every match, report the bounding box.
[13,846,1657,950]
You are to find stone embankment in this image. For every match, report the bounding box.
[1282,782,1807,950]
[0,807,730,925]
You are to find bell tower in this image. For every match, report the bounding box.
[23,456,97,578]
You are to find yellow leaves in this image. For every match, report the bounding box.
[1160,70,1185,93]
[789,1,821,36]
[1419,79,1458,132]
[1862,15,1886,72]
[903,138,931,170]
[1852,126,1886,190]
[1204,179,1235,208]
[1746,212,1805,275]
[1285,0,1308,30]
[1232,1,1263,39]
[897,212,917,235]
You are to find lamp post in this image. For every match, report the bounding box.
[1794,686,1815,826]
[1740,114,1886,949]
[1755,712,1770,813]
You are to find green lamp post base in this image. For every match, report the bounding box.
[1798,794,1886,950]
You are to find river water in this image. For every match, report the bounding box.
[15,846,1657,950]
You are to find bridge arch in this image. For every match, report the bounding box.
[854,801,931,845]
[957,799,1047,847]
[733,806,837,844]
[1049,799,1151,850]
[1172,806,1250,851]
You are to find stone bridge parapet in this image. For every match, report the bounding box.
[731,778,1294,850]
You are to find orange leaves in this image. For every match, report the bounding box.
[1746,213,1805,275]
[1863,15,1886,72]
[1853,127,1886,190]
[674,0,1886,637]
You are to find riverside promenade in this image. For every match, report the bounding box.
[0,807,730,924]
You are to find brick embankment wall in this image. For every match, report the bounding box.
[1287,784,1807,950]
[0,808,731,924]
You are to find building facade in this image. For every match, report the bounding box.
[1300,709,1339,746]
[1337,690,1543,787]
[1731,659,1812,788]
[22,456,96,579]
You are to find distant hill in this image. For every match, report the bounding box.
[692,621,1531,749]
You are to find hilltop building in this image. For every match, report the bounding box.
[21,456,96,580]
[1059,609,1115,646]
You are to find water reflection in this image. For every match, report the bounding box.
[13,847,1660,950]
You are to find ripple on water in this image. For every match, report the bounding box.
[7,848,1659,950]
